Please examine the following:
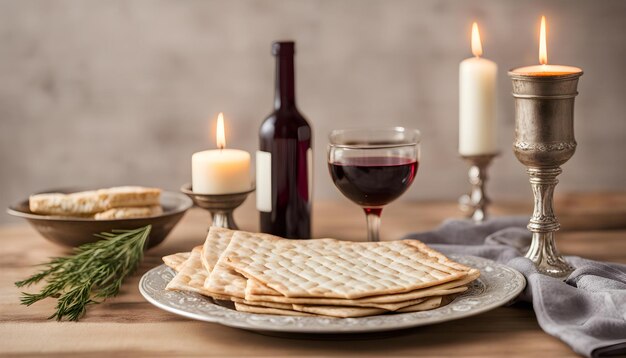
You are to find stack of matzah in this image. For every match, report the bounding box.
[163,227,479,318]
[29,186,162,219]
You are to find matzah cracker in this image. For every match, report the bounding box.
[237,295,427,312]
[238,296,445,318]
[205,261,247,298]
[235,295,447,318]
[29,191,105,215]
[235,275,434,310]
[245,275,440,310]
[233,298,294,310]
[162,252,191,272]
[201,227,236,273]
[396,296,444,312]
[165,249,230,301]
[234,302,315,317]
[292,296,446,318]
[205,230,283,298]
[246,277,281,296]
[230,295,328,312]
[167,255,386,313]
[225,232,473,299]
[245,271,476,304]
[292,304,386,318]
[246,285,468,308]
[204,230,428,309]
[203,230,248,298]
[94,205,162,220]
[161,246,202,272]
[97,186,161,208]
[207,229,476,307]
[29,186,161,216]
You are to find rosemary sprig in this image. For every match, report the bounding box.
[15,225,151,321]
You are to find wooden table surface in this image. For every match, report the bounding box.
[2,193,625,357]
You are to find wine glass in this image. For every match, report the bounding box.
[327,127,421,242]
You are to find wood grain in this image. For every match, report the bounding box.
[1,192,625,357]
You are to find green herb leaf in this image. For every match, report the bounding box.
[15,225,151,321]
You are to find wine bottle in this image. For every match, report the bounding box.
[257,41,312,239]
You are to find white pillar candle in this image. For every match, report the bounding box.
[191,113,251,194]
[459,22,498,156]
[192,149,251,194]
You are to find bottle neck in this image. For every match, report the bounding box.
[274,54,296,110]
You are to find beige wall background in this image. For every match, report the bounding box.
[1,0,625,223]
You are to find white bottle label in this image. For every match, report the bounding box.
[307,148,313,201]
[256,151,272,212]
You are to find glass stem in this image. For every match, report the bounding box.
[364,208,382,242]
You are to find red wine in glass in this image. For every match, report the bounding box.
[327,128,421,242]
[329,156,418,208]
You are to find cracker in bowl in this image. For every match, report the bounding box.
[29,186,162,219]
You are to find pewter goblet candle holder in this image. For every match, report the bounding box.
[508,69,583,279]
[459,153,498,223]
[181,184,254,230]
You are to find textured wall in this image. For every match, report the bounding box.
[1,0,625,222]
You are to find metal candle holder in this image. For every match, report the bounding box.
[459,153,498,223]
[508,69,583,279]
[181,183,255,230]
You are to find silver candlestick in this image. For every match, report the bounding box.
[181,184,254,230]
[459,153,498,223]
[509,68,583,279]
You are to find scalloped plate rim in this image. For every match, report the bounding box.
[139,255,526,334]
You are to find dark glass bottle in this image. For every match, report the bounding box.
[257,41,312,239]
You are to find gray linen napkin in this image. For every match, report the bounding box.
[403,217,626,358]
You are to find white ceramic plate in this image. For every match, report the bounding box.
[139,255,525,334]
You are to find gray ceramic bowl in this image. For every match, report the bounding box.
[7,189,193,248]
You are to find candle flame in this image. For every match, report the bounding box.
[216,112,225,150]
[471,22,483,58]
[539,16,548,65]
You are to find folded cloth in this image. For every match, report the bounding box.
[403,217,626,358]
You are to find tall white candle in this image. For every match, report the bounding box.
[459,22,498,156]
[191,113,251,194]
